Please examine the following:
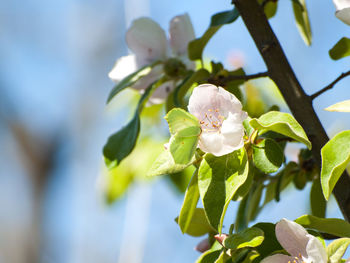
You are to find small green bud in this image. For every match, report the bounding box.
[163,58,187,78]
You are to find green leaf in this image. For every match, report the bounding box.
[107,61,160,103]
[198,148,249,232]
[295,215,350,238]
[232,164,254,201]
[252,223,282,262]
[188,9,239,61]
[327,238,350,263]
[325,100,350,112]
[235,195,249,232]
[263,162,297,205]
[169,126,201,164]
[321,130,350,200]
[178,170,200,234]
[176,208,215,237]
[329,37,350,60]
[103,85,153,164]
[173,69,210,108]
[253,138,284,173]
[223,227,264,250]
[292,0,312,46]
[247,183,264,221]
[310,178,326,218]
[249,111,311,149]
[147,150,194,176]
[196,249,222,263]
[210,9,240,27]
[165,108,200,135]
[214,251,229,263]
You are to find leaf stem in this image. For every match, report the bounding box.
[310,70,350,100]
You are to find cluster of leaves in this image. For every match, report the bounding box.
[101,2,350,262]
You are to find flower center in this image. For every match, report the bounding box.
[199,108,225,133]
[288,253,308,263]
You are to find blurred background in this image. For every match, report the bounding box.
[1,0,350,262]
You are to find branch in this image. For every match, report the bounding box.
[233,0,350,221]
[310,70,350,100]
[207,71,269,86]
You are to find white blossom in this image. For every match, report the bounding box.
[188,84,247,156]
[261,218,327,263]
[108,14,195,104]
[333,0,350,25]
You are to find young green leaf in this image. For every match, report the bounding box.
[213,251,229,263]
[325,100,350,112]
[196,249,222,263]
[310,179,326,218]
[247,183,264,222]
[295,214,350,237]
[176,208,215,237]
[178,170,201,234]
[321,130,350,200]
[103,85,154,164]
[249,111,311,149]
[173,69,210,108]
[147,150,195,177]
[165,108,200,135]
[223,227,264,250]
[329,37,350,60]
[258,0,278,19]
[169,126,201,164]
[188,9,239,61]
[198,148,249,232]
[252,223,283,262]
[327,238,350,263]
[292,0,312,46]
[106,61,160,103]
[253,138,284,173]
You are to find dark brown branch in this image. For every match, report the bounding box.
[311,70,350,100]
[233,0,350,221]
[207,71,268,86]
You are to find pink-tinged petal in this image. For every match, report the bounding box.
[131,65,163,91]
[194,238,210,253]
[108,55,138,83]
[169,13,195,56]
[333,0,350,11]
[188,84,220,119]
[336,8,350,25]
[148,81,176,104]
[260,254,295,263]
[126,17,168,65]
[305,235,327,263]
[275,219,309,258]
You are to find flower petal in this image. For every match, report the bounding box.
[131,65,163,91]
[275,218,309,258]
[221,112,245,151]
[126,17,168,65]
[148,81,176,104]
[305,234,327,263]
[260,254,295,263]
[198,132,226,156]
[333,0,350,11]
[108,55,138,83]
[169,13,195,56]
[336,8,350,25]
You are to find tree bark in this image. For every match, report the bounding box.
[232,0,350,221]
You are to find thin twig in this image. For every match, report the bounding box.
[310,70,350,100]
[208,71,269,86]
